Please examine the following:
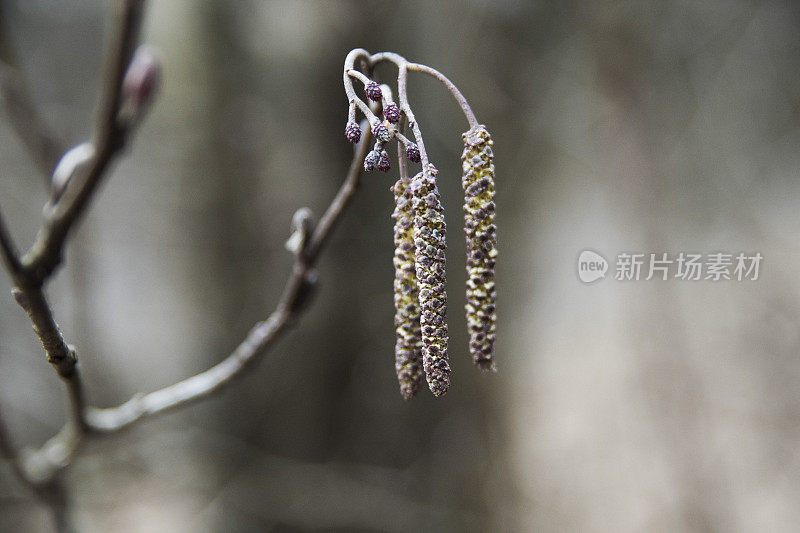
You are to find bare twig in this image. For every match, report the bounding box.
[343,49,380,126]
[0,0,144,498]
[11,288,76,377]
[21,0,145,284]
[397,116,409,183]
[370,52,479,130]
[0,23,389,532]
[85,121,371,431]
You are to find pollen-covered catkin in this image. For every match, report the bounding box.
[392,179,424,400]
[410,169,451,396]
[462,125,497,371]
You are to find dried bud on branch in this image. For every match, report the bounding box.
[392,179,424,399]
[462,126,497,371]
[410,170,451,396]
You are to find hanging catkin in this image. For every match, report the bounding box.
[410,169,451,396]
[461,125,497,371]
[391,178,424,399]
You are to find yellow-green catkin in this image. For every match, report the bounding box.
[391,178,424,400]
[462,125,497,371]
[410,168,451,396]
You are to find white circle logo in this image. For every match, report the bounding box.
[577,250,608,283]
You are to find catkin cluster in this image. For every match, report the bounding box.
[343,53,496,398]
[409,169,451,396]
[391,179,424,399]
[462,126,497,371]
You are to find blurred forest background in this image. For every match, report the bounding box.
[1,0,800,531]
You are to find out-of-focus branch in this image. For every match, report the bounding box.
[2,119,371,486]
[20,0,146,285]
[1,5,373,521]
[370,52,478,129]
[0,63,66,180]
[11,287,76,377]
[0,208,21,275]
[0,0,145,496]
[0,4,65,182]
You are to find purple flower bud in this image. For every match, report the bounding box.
[372,121,391,143]
[344,121,361,143]
[365,81,382,102]
[122,46,161,109]
[384,103,400,124]
[405,142,421,163]
[364,150,380,172]
[377,150,391,172]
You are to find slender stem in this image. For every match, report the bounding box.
[86,121,372,432]
[397,115,409,183]
[396,63,432,173]
[11,287,75,377]
[343,49,380,126]
[406,62,478,129]
[0,0,144,495]
[394,132,414,148]
[305,120,372,259]
[369,51,479,131]
[344,73,376,122]
[21,0,145,283]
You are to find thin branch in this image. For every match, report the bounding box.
[11,288,75,377]
[0,407,70,533]
[396,63,432,172]
[4,119,371,485]
[0,0,144,495]
[406,62,478,129]
[370,52,479,130]
[342,49,380,126]
[86,121,372,432]
[397,116,409,182]
[305,121,372,260]
[21,0,145,284]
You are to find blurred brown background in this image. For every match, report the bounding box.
[1,0,799,531]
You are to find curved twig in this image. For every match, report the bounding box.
[369,51,479,130]
[87,123,372,432]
